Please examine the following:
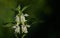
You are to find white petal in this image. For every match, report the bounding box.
[26,25,30,28]
[24,14,29,17]
[21,14,26,24]
[15,15,20,23]
[15,26,20,34]
[12,26,16,28]
[22,25,28,33]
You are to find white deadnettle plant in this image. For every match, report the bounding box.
[12,5,30,38]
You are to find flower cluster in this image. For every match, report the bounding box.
[12,5,30,34]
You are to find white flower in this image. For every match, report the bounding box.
[13,5,30,34]
[12,25,16,28]
[24,14,29,17]
[15,26,20,34]
[22,25,28,33]
[21,14,27,25]
[15,15,20,23]
[12,25,20,34]
[26,25,30,28]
